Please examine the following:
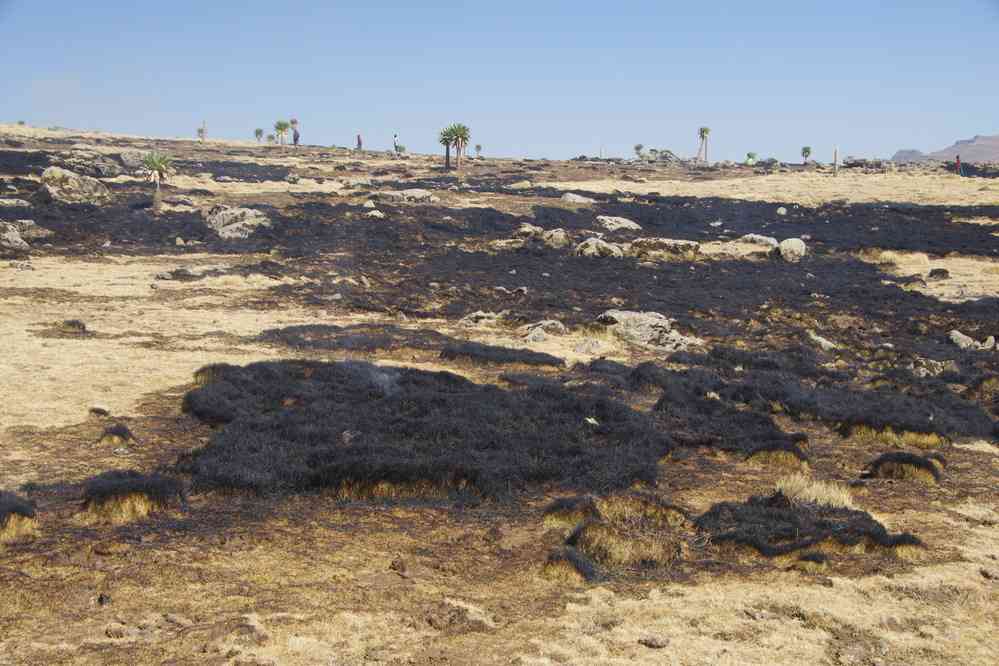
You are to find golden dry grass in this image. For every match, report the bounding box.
[850,425,946,449]
[594,492,689,529]
[570,520,684,568]
[332,479,471,501]
[775,474,855,509]
[542,496,601,531]
[865,460,939,485]
[747,449,811,471]
[77,492,164,526]
[541,546,598,584]
[0,513,39,544]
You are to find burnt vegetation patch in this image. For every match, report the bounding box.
[862,451,945,484]
[78,470,184,525]
[439,341,566,368]
[0,491,38,543]
[179,360,671,497]
[257,323,453,353]
[694,490,923,561]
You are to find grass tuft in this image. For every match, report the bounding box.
[0,491,38,544]
[78,471,184,525]
[851,425,946,449]
[862,452,943,484]
[775,474,855,509]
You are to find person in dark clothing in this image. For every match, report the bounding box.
[293,128,301,147]
[955,154,964,177]
[357,134,363,151]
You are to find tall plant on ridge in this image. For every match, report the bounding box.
[143,151,173,215]
[439,125,456,171]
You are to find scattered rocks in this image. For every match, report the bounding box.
[514,223,545,239]
[777,238,808,263]
[362,200,376,208]
[562,192,596,204]
[629,237,700,260]
[596,215,642,232]
[949,329,996,351]
[596,310,703,351]
[117,149,146,171]
[35,167,112,205]
[488,239,526,251]
[203,205,272,240]
[519,320,568,341]
[1,225,29,254]
[55,151,122,179]
[574,238,625,258]
[459,310,509,327]
[372,189,439,204]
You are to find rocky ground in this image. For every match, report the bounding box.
[1,124,998,665]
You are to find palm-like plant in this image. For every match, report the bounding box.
[266,134,276,144]
[274,120,291,145]
[801,146,812,164]
[697,127,711,163]
[254,128,264,143]
[197,127,206,143]
[475,144,482,158]
[439,125,456,171]
[449,123,471,169]
[649,148,659,159]
[634,143,644,158]
[746,152,758,165]
[143,151,173,214]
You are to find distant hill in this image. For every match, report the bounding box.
[893,135,999,164]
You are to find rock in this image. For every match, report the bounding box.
[596,215,641,232]
[949,329,991,351]
[117,150,146,170]
[525,328,547,343]
[5,219,52,240]
[56,152,122,178]
[738,233,779,248]
[0,199,32,208]
[1,226,30,254]
[508,180,533,190]
[203,205,272,240]
[542,228,571,249]
[363,200,376,208]
[372,189,439,204]
[927,268,950,281]
[777,238,808,263]
[562,192,596,204]
[807,330,839,352]
[519,320,568,338]
[513,223,545,239]
[175,237,185,246]
[574,238,625,258]
[596,310,703,351]
[638,636,670,649]
[629,237,700,259]
[284,174,300,184]
[574,339,603,354]
[488,239,526,251]
[776,206,788,216]
[366,209,386,219]
[459,310,509,327]
[35,167,112,205]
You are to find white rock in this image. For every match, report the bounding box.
[596,215,642,232]
[776,206,788,216]
[0,199,31,208]
[778,238,808,263]
[562,192,596,204]
[574,238,625,258]
[596,310,703,351]
[203,205,272,240]
[738,233,779,248]
[542,228,571,249]
[807,330,839,352]
[366,209,386,219]
[513,223,545,239]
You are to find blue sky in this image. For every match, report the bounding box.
[3,1,998,161]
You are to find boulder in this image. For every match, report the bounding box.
[950,329,996,351]
[35,167,112,205]
[508,180,533,190]
[596,215,641,232]
[738,234,779,248]
[5,219,52,240]
[366,209,386,219]
[562,192,596,204]
[574,238,625,258]
[0,199,32,208]
[203,205,272,240]
[542,228,571,249]
[118,150,146,170]
[629,237,700,259]
[776,206,788,216]
[596,310,703,352]
[1,225,30,254]
[55,152,122,178]
[777,238,808,263]
[513,223,545,239]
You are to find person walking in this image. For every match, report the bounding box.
[356,133,363,151]
[393,134,399,153]
[955,154,964,177]
[292,126,301,148]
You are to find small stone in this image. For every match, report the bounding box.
[596,215,641,232]
[638,636,670,649]
[776,206,788,216]
[366,209,386,219]
[777,238,807,263]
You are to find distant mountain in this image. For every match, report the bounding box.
[893,135,999,163]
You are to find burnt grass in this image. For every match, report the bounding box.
[82,470,185,506]
[694,490,921,558]
[179,360,671,497]
[0,491,36,522]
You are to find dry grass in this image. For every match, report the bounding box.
[0,512,38,544]
[542,496,601,531]
[568,520,684,568]
[332,479,467,501]
[77,492,163,526]
[850,425,946,449]
[863,458,940,485]
[747,449,811,471]
[775,474,855,509]
[541,546,600,584]
[594,491,689,529]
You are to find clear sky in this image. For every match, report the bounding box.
[3,1,998,161]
